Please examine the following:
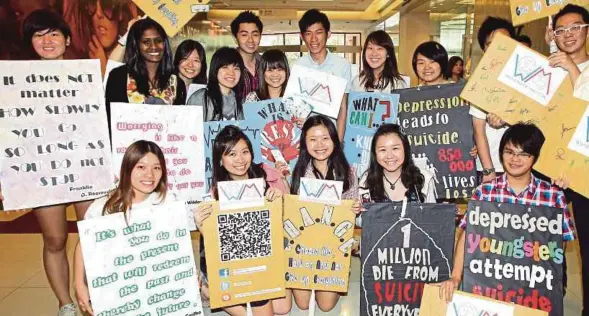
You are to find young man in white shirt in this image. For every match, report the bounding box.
[295,9,352,141]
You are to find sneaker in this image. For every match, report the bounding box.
[58,303,78,316]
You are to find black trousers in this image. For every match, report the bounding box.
[567,189,589,315]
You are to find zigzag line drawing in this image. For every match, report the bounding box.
[300,182,341,200]
[298,78,332,102]
[204,124,261,147]
[220,183,263,200]
[525,68,553,95]
[512,54,553,95]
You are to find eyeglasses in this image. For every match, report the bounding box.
[85,0,122,20]
[503,149,532,159]
[553,24,589,37]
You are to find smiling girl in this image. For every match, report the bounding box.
[412,41,451,86]
[245,49,290,102]
[174,39,207,87]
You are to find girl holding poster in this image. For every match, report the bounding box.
[186,47,246,121]
[289,115,361,312]
[351,30,408,93]
[244,49,290,103]
[412,41,452,86]
[173,39,208,87]
[359,124,436,203]
[104,18,186,109]
[194,125,288,315]
[74,140,168,315]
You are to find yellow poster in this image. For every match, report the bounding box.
[510,0,589,26]
[201,199,285,308]
[132,0,198,37]
[461,34,589,198]
[283,195,356,292]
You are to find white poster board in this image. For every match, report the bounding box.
[78,201,204,316]
[0,60,113,210]
[110,103,206,204]
[446,293,514,316]
[568,104,589,157]
[283,65,347,119]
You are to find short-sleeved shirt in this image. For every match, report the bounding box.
[573,60,589,99]
[458,173,575,241]
[351,74,409,93]
[84,192,165,220]
[469,105,507,172]
[295,50,352,92]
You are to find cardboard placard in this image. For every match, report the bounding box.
[360,202,455,316]
[110,103,205,203]
[243,98,301,171]
[398,83,476,200]
[0,60,113,210]
[463,201,563,316]
[78,201,204,316]
[344,92,400,180]
[283,65,347,119]
[201,199,285,308]
[509,0,589,26]
[132,0,197,37]
[420,284,548,316]
[203,121,262,192]
[460,34,589,198]
[283,194,355,292]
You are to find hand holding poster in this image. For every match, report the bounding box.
[398,83,476,200]
[460,34,589,198]
[283,194,355,292]
[243,99,301,172]
[283,65,347,119]
[132,0,197,36]
[344,92,400,180]
[78,201,204,316]
[0,60,113,210]
[510,0,589,26]
[200,199,285,308]
[361,202,455,316]
[463,201,564,316]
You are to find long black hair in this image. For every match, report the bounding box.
[206,47,245,120]
[173,39,207,85]
[446,56,464,80]
[212,125,267,199]
[257,49,290,100]
[291,115,351,195]
[365,124,425,202]
[359,30,403,91]
[124,18,174,95]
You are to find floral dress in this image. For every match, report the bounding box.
[126,74,179,105]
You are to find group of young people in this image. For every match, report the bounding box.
[2,4,589,316]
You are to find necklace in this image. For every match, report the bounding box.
[383,174,401,191]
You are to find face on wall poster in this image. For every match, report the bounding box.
[243,98,301,172]
[397,83,476,200]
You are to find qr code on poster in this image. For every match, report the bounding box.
[217,210,271,262]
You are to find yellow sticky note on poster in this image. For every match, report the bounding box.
[510,0,589,26]
[133,0,198,37]
[283,195,356,292]
[460,33,589,198]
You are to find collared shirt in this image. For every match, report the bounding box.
[241,53,261,99]
[459,173,575,241]
[295,50,352,92]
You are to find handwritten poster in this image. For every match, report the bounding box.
[361,202,455,316]
[201,199,285,308]
[460,34,589,198]
[568,105,589,157]
[78,201,204,316]
[110,103,205,204]
[445,292,515,316]
[344,92,400,180]
[463,201,563,316]
[203,121,262,192]
[398,84,476,200]
[283,65,347,119]
[243,98,301,171]
[0,60,113,210]
[509,0,589,26]
[283,194,355,292]
[132,0,197,37]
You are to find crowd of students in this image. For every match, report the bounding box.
[1,4,589,316]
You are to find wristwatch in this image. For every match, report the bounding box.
[482,168,495,176]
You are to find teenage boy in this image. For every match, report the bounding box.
[296,9,352,141]
[439,123,575,305]
[470,17,515,184]
[230,11,263,98]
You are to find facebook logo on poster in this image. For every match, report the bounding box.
[221,282,230,291]
[219,268,229,278]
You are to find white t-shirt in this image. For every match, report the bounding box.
[469,105,507,172]
[84,192,165,220]
[351,74,409,93]
[295,50,352,92]
[573,60,589,100]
